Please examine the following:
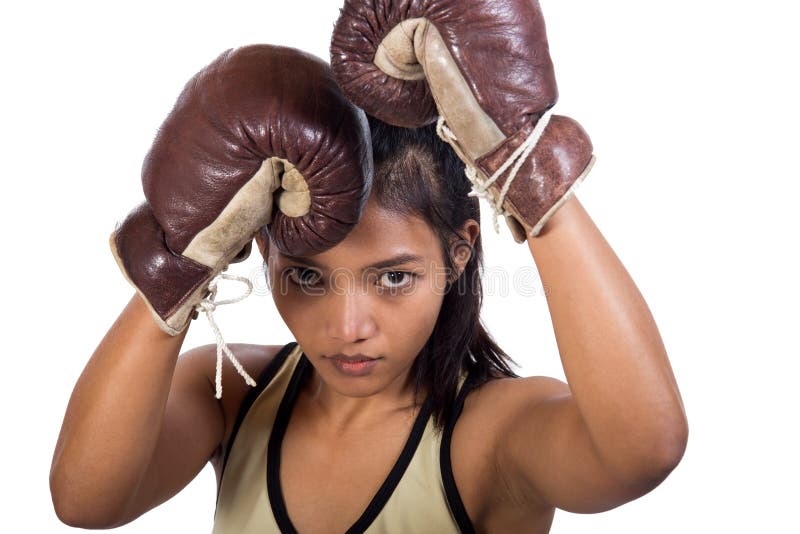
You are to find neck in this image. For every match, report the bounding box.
[301,364,426,433]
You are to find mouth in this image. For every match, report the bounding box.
[326,353,382,376]
[328,353,380,362]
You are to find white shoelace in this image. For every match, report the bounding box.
[194,272,257,398]
[436,109,554,234]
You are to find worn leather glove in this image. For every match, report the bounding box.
[331,0,593,240]
[111,45,372,337]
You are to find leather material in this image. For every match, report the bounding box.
[331,0,593,239]
[111,203,212,328]
[144,45,372,257]
[476,115,594,239]
[331,0,557,133]
[112,45,373,334]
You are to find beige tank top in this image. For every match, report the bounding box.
[212,342,476,533]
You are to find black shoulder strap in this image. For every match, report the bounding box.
[440,373,477,534]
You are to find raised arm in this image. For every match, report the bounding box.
[51,44,374,528]
[492,195,688,513]
[49,293,224,528]
[328,0,686,520]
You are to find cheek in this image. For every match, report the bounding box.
[267,266,307,328]
[408,284,444,323]
[271,297,322,357]
[386,287,444,356]
[270,283,314,331]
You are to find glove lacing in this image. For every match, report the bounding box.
[436,109,554,234]
[194,272,257,398]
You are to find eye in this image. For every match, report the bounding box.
[286,267,323,288]
[377,271,416,291]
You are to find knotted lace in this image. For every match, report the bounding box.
[436,109,554,234]
[194,272,257,398]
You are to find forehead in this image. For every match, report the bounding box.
[273,198,441,269]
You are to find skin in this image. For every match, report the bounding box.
[260,196,478,431]
[50,193,688,533]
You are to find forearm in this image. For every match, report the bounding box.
[50,293,188,525]
[527,195,687,479]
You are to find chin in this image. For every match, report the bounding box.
[316,356,412,396]
[318,369,386,398]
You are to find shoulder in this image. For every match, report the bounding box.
[176,343,291,466]
[450,375,569,526]
[465,374,570,414]
[456,374,571,449]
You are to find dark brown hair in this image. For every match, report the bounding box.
[259,115,520,431]
[367,114,519,431]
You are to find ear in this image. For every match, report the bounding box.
[450,218,480,279]
[255,227,270,260]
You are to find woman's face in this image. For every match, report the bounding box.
[261,198,461,400]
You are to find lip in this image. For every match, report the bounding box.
[327,354,381,377]
[329,353,379,362]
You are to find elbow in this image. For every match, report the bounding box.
[50,470,129,529]
[51,495,109,529]
[52,497,130,530]
[620,419,689,492]
[53,505,114,530]
[665,416,689,465]
[652,409,689,472]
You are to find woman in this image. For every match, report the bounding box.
[50,111,688,532]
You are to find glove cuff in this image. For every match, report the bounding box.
[475,114,595,241]
[109,203,215,335]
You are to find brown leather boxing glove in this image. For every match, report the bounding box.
[331,0,594,240]
[110,45,372,337]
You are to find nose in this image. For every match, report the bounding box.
[325,279,377,343]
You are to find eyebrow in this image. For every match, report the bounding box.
[279,252,426,271]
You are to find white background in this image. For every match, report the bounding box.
[2,0,798,532]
